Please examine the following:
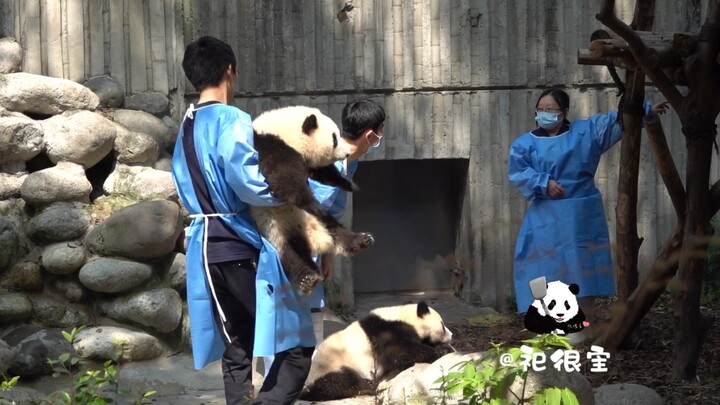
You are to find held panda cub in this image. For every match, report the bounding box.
[524,280,588,335]
[299,301,455,401]
[251,105,375,295]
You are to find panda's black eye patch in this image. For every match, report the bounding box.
[564,301,570,310]
[548,300,556,310]
[332,133,338,149]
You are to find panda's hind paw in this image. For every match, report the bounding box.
[296,272,324,296]
[359,233,374,248]
[343,233,375,256]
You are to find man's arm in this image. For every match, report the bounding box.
[217,114,284,207]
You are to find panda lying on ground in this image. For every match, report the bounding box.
[523,280,588,335]
[250,105,375,295]
[299,301,455,401]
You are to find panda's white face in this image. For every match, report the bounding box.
[533,281,580,323]
[252,105,352,168]
[306,112,353,166]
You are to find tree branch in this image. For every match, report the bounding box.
[644,113,686,219]
[597,0,685,110]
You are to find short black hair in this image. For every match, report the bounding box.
[536,88,570,110]
[182,36,237,92]
[341,98,386,140]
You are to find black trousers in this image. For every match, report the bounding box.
[208,259,314,405]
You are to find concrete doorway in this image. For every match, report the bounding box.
[351,158,469,293]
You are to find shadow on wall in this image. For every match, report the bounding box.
[352,158,469,293]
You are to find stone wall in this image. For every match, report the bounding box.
[0,38,189,378]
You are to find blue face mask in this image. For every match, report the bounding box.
[535,111,562,129]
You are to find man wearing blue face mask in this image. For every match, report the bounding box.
[262,98,385,372]
[508,87,669,343]
[307,98,385,350]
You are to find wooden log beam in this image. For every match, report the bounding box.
[588,38,681,68]
[594,223,684,350]
[596,0,685,110]
[643,113,686,219]
[673,32,700,56]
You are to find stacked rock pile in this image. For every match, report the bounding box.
[0,36,190,384]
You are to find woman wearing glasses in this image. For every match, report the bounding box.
[507,88,668,339]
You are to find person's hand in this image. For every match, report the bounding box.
[652,100,670,115]
[547,179,564,198]
[320,254,333,279]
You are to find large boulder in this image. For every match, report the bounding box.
[78,257,153,293]
[50,278,87,303]
[108,109,174,150]
[0,338,15,375]
[0,72,99,115]
[378,351,483,404]
[84,199,183,260]
[594,383,664,405]
[0,37,23,73]
[103,164,177,201]
[0,171,27,199]
[124,91,170,118]
[112,121,161,165]
[1,261,43,291]
[28,295,91,328]
[0,112,44,164]
[26,202,90,245]
[21,161,92,207]
[378,349,594,405]
[99,288,183,333]
[42,110,116,168]
[73,326,165,362]
[83,75,124,108]
[0,216,20,269]
[0,293,33,325]
[1,325,76,377]
[41,241,87,275]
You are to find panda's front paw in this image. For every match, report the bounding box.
[296,272,324,296]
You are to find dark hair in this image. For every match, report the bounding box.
[182,36,237,92]
[536,88,570,111]
[341,98,386,140]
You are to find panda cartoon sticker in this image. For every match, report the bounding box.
[523,279,590,336]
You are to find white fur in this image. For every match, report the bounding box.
[252,105,352,167]
[251,105,353,258]
[530,280,580,330]
[304,303,452,387]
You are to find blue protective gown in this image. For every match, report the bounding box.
[508,111,623,314]
[171,103,315,369]
[305,159,360,308]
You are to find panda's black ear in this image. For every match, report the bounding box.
[417,301,430,318]
[569,283,580,295]
[302,114,318,135]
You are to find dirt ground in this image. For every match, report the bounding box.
[445,292,720,405]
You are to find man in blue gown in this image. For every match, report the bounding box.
[171,36,315,405]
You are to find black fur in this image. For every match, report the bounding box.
[253,131,374,295]
[309,164,358,192]
[299,302,452,401]
[299,367,376,401]
[524,303,586,335]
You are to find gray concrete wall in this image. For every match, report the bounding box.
[3,0,716,310]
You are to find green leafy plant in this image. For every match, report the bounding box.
[41,326,157,405]
[434,334,580,405]
[1,374,20,405]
